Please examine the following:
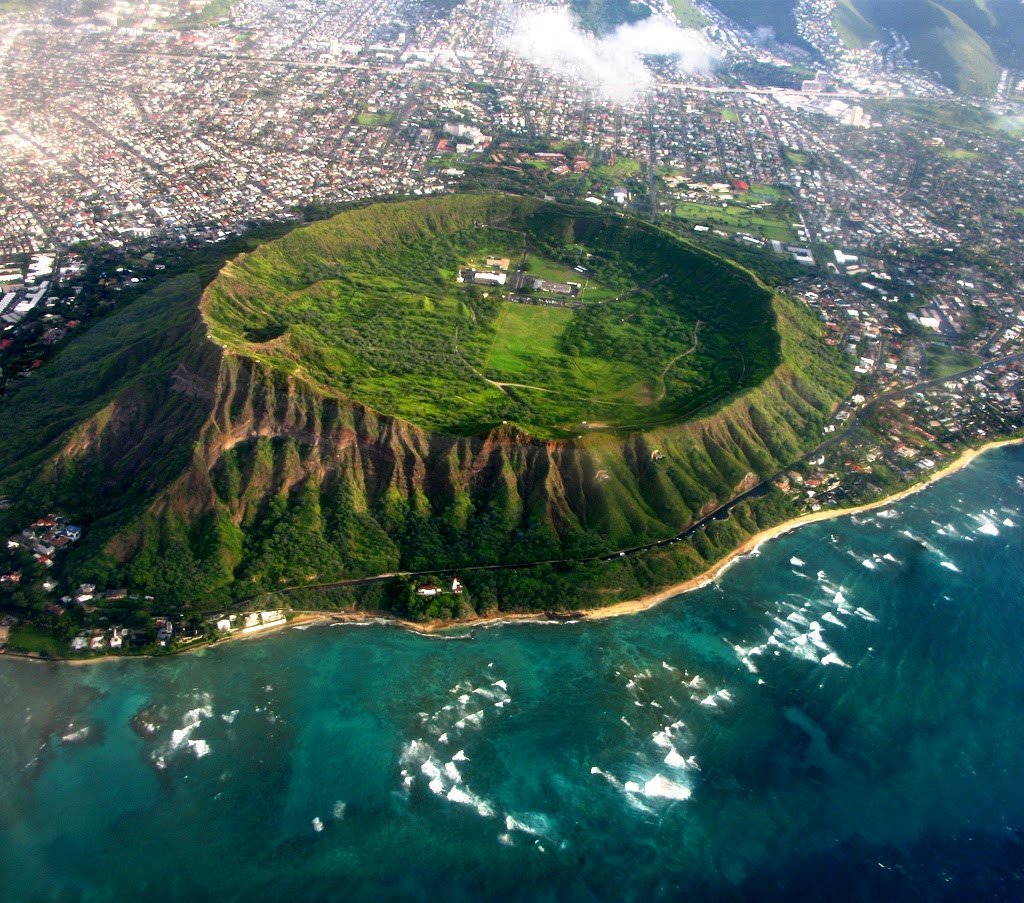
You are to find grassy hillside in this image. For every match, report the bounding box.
[704,0,1008,94]
[204,195,781,439]
[848,0,1000,95]
[832,0,883,49]
[707,0,807,46]
[825,0,1014,95]
[669,0,709,29]
[568,0,651,33]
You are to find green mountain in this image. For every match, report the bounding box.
[831,0,884,49]
[839,0,1002,95]
[568,0,652,34]
[708,0,809,46]
[0,195,851,619]
[702,0,1015,95]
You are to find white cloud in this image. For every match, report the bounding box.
[503,8,720,104]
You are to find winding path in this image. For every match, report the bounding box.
[655,321,702,403]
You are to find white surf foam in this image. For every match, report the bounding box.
[664,748,688,768]
[642,774,691,801]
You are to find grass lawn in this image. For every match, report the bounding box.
[522,255,583,284]
[673,201,796,242]
[486,304,572,381]
[8,624,67,657]
[870,99,1024,139]
[520,253,619,302]
[483,303,674,428]
[749,183,789,201]
[592,157,641,182]
[721,109,740,123]
[783,147,814,168]
[925,343,982,379]
[355,111,395,128]
[937,147,981,161]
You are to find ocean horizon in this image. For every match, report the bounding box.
[2,444,1024,901]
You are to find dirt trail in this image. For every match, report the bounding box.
[655,321,702,403]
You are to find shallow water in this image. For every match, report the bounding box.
[3,447,1024,901]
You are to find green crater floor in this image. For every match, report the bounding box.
[204,194,781,438]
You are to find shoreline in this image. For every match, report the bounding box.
[4,436,1020,662]
[576,435,1024,623]
[333,435,1024,632]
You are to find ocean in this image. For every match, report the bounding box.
[2,445,1024,902]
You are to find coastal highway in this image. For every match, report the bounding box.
[259,350,1024,605]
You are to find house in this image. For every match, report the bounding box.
[155,618,173,646]
[62,525,83,541]
[241,610,286,633]
[415,583,441,597]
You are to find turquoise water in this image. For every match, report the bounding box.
[3,447,1024,901]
